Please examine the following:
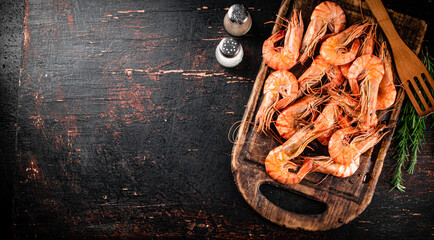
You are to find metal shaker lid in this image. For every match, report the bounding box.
[227,4,249,24]
[219,37,241,58]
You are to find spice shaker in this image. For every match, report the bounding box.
[215,36,243,68]
[223,4,252,37]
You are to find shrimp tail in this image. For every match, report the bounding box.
[265,147,314,184]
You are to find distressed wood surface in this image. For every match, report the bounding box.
[12,0,433,239]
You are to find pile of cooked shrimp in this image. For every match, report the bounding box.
[255,2,396,184]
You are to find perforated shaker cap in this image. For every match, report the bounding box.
[227,4,249,24]
[219,37,241,58]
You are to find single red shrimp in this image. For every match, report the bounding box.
[275,95,324,139]
[293,125,386,179]
[265,147,314,184]
[255,70,298,132]
[377,42,396,110]
[300,155,360,178]
[262,9,303,70]
[317,112,353,146]
[339,22,377,79]
[298,55,344,95]
[299,1,346,64]
[320,22,369,65]
[339,63,351,80]
[328,88,360,118]
[327,125,386,167]
[347,54,384,130]
[265,100,341,184]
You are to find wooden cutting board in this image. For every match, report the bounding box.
[231,0,427,231]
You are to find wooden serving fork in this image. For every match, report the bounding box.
[366,0,434,117]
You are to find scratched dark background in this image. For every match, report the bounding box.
[0,0,433,239]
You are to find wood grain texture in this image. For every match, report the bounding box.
[14,0,284,238]
[10,0,433,238]
[231,0,428,231]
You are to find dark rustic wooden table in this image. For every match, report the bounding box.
[1,0,432,239]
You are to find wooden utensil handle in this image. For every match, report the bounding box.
[365,0,403,46]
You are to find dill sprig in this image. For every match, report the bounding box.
[389,50,432,192]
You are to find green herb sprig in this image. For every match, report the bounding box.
[389,51,433,192]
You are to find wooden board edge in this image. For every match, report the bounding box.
[230,0,428,231]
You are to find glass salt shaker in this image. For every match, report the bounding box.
[223,4,252,37]
[215,36,243,68]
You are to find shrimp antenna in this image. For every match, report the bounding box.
[359,0,365,21]
[228,120,243,144]
[269,128,285,145]
[264,20,288,29]
[315,174,330,185]
[264,14,290,29]
[276,14,290,24]
[377,108,394,121]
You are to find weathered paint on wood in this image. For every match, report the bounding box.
[12,0,433,238]
[14,0,285,238]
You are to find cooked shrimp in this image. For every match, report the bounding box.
[265,148,314,184]
[337,113,352,128]
[318,112,353,145]
[298,55,344,95]
[277,100,341,159]
[339,23,376,79]
[360,22,376,56]
[301,155,361,178]
[339,63,351,79]
[255,70,299,132]
[299,1,346,63]
[293,126,385,179]
[320,22,369,65]
[377,42,396,110]
[312,99,342,146]
[328,88,360,118]
[262,9,303,70]
[348,54,384,129]
[328,125,385,167]
[275,95,324,139]
[317,129,335,146]
[265,100,341,184]
[314,100,341,131]
[264,123,318,185]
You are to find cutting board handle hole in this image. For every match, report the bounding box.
[259,183,327,215]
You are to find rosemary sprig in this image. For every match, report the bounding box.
[389,50,432,192]
[422,51,434,127]
[390,102,411,192]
